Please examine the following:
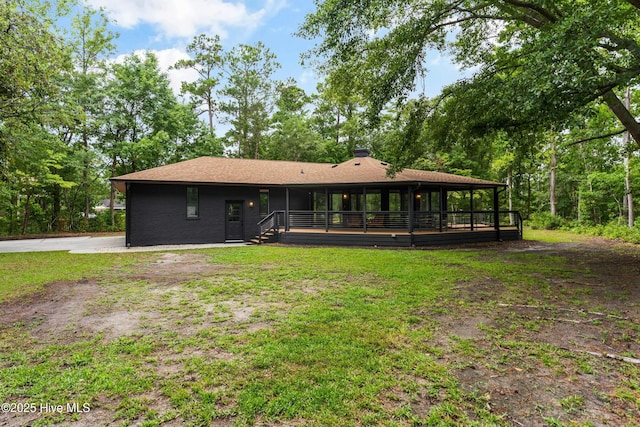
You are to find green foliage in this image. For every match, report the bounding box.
[219,42,280,159]
[99,52,187,174]
[88,210,125,232]
[529,212,566,230]
[4,0,640,243]
[299,0,640,166]
[569,221,640,244]
[172,34,223,135]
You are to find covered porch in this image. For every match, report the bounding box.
[257,184,523,247]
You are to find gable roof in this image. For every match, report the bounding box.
[111,155,503,192]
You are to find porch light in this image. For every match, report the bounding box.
[248,200,254,208]
[342,193,349,200]
[416,193,422,199]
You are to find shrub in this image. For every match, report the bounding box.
[528,212,565,230]
[88,211,126,232]
[567,221,640,244]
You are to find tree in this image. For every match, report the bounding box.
[311,82,367,163]
[0,0,71,178]
[0,0,75,234]
[98,52,200,224]
[61,5,116,229]
[219,42,280,158]
[622,87,635,226]
[172,34,224,135]
[265,83,323,162]
[299,0,640,164]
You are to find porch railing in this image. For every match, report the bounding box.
[257,210,286,243]
[260,209,522,237]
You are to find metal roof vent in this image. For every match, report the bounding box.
[354,148,370,158]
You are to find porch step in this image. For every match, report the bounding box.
[249,231,277,245]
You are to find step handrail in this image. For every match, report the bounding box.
[256,210,284,244]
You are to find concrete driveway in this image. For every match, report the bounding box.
[0,236,247,254]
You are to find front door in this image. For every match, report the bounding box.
[225,201,244,241]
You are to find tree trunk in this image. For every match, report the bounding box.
[507,169,514,225]
[110,155,116,227]
[602,89,640,148]
[549,139,557,216]
[526,173,532,219]
[9,193,17,235]
[22,193,31,235]
[623,87,634,227]
[52,184,60,231]
[625,0,640,11]
[83,131,90,231]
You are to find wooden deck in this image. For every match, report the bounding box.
[258,210,523,247]
[278,227,521,247]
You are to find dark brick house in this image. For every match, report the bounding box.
[111,150,521,247]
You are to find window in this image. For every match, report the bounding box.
[227,203,241,221]
[389,190,407,211]
[312,191,326,211]
[186,187,199,218]
[366,191,381,212]
[259,189,269,217]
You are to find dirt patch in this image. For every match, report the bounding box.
[0,279,107,342]
[437,239,640,426]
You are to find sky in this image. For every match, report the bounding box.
[82,0,465,99]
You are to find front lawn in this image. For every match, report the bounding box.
[1,237,638,426]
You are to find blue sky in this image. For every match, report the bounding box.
[84,0,464,98]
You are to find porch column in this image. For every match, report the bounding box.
[493,187,501,241]
[439,188,446,232]
[363,187,367,233]
[285,188,290,231]
[324,187,329,232]
[408,186,414,233]
[470,188,474,231]
[125,183,131,247]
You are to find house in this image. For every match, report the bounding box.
[94,199,126,213]
[111,149,522,247]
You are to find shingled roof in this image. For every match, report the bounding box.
[111,155,503,192]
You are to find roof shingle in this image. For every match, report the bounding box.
[111,156,503,191]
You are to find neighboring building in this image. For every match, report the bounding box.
[111,149,522,247]
[94,199,126,213]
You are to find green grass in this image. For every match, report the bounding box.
[1,235,638,426]
[0,251,151,302]
[523,227,595,243]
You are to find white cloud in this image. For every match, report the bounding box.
[155,48,200,95]
[85,0,286,40]
[428,53,442,67]
[297,70,317,90]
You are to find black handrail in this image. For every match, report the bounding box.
[256,211,285,244]
[258,209,523,238]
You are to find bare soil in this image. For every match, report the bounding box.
[1,238,639,426]
[443,238,640,426]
